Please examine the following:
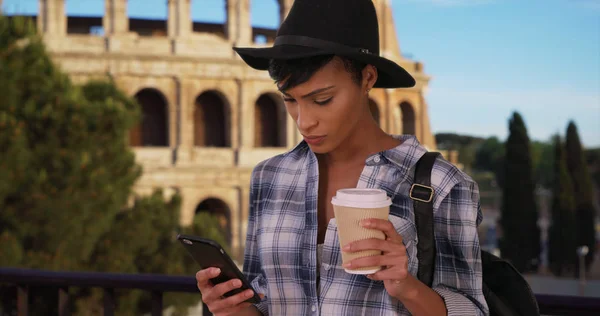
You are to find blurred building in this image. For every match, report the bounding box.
[6,0,454,259]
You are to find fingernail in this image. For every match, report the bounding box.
[245,290,253,298]
[342,244,350,251]
[232,279,242,287]
[212,268,221,275]
[361,220,371,227]
[342,262,351,268]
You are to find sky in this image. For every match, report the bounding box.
[3,0,599,147]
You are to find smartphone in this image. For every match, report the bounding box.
[177,234,261,304]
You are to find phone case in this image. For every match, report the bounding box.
[177,234,262,304]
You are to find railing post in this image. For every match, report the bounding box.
[17,285,28,316]
[58,286,70,316]
[151,290,163,316]
[103,288,115,316]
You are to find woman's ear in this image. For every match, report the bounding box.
[363,64,378,92]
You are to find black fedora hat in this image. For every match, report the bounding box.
[232,0,416,89]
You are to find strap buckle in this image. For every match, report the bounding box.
[409,184,434,203]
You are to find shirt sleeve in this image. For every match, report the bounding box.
[432,180,490,316]
[242,167,269,315]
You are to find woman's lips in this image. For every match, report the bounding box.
[303,135,326,145]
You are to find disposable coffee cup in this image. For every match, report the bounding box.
[331,188,392,274]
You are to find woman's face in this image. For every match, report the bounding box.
[280,57,377,154]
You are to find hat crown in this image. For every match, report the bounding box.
[277,0,380,55]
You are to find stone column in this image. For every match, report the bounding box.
[179,187,199,226]
[372,0,385,54]
[168,0,191,38]
[278,0,294,25]
[226,0,251,45]
[419,97,436,149]
[37,0,66,36]
[372,0,402,60]
[176,78,194,165]
[239,81,255,148]
[103,0,128,35]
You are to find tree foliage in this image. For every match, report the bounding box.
[0,15,140,272]
[565,121,597,272]
[499,112,540,273]
[0,15,228,315]
[548,135,577,276]
[531,141,554,189]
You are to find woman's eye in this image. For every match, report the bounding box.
[315,97,333,106]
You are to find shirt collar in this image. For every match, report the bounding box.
[285,134,427,172]
[367,135,428,180]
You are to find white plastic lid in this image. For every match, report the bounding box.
[331,188,392,208]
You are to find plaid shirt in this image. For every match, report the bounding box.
[243,135,489,315]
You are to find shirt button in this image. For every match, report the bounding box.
[373,155,381,163]
[311,305,317,312]
[323,263,330,271]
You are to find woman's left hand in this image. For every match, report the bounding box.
[342,218,410,299]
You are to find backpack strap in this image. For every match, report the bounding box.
[410,151,440,287]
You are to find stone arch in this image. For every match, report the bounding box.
[254,93,287,147]
[130,88,169,147]
[369,98,381,126]
[399,101,416,135]
[194,90,230,147]
[195,197,232,245]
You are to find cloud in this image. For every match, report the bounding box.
[398,0,496,7]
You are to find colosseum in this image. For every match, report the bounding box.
[3,0,456,260]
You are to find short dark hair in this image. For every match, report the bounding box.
[268,55,366,92]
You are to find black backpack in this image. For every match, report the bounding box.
[410,152,540,316]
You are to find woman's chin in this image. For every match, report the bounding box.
[306,142,332,154]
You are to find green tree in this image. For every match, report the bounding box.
[434,132,486,172]
[474,136,505,187]
[0,15,138,314]
[548,135,577,276]
[474,137,504,172]
[531,140,554,189]
[81,190,203,316]
[499,112,540,273]
[0,15,228,315]
[435,132,485,150]
[565,121,596,273]
[585,147,600,189]
[0,15,140,271]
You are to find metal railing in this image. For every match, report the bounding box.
[2,267,600,316]
[0,267,210,316]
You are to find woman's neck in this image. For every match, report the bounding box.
[319,120,401,167]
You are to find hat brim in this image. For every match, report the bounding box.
[233,45,416,89]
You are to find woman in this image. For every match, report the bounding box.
[196,0,489,315]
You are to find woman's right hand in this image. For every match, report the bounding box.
[196,267,263,316]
